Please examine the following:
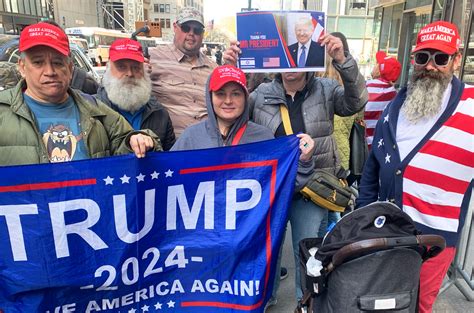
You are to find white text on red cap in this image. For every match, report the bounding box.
[27,27,61,40]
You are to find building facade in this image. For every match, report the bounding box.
[54,0,98,28]
[304,0,374,77]
[369,0,473,84]
[0,0,53,34]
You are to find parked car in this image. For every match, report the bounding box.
[0,34,100,83]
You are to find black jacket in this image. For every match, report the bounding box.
[96,86,176,150]
[71,68,99,95]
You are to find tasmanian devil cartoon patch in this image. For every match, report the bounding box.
[42,124,83,162]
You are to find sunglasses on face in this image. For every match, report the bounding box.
[178,23,204,35]
[413,51,453,67]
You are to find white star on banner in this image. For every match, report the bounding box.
[128,308,136,313]
[154,302,162,310]
[385,153,391,164]
[318,15,323,20]
[384,114,389,123]
[167,300,175,308]
[165,169,174,177]
[150,171,159,179]
[136,173,145,182]
[103,176,114,185]
[378,139,384,148]
[120,174,131,184]
[141,304,149,312]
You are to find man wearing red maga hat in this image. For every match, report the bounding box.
[357,20,473,313]
[96,38,176,151]
[0,22,160,166]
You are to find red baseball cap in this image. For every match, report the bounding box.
[376,51,401,83]
[413,21,461,55]
[109,39,144,62]
[209,65,248,94]
[19,22,70,56]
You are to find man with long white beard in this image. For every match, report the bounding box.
[96,38,176,150]
[357,21,473,313]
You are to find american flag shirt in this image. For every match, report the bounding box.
[357,77,474,247]
[364,78,398,149]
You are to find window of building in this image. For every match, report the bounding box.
[9,0,18,13]
[24,0,32,15]
[160,4,165,13]
[160,19,165,29]
[461,16,473,82]
[166,19,170,28]
[326,16,337,33]
[406,0,433,10]
[373,7,382,39]
[388,4,403,54]
[432,0,446,21]
[338,17,367,39]
[378,4,403,54]
[165,4,170,13]
[41,0,48,17]
[379,6,393,53]
[154,4,159,12]
[350,1,366,10]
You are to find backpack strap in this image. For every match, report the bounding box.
[279,104,294,135]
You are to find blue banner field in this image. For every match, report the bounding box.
[0,136,299,313]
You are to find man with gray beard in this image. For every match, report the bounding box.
[357,21,473,313]
[96,38,176,150]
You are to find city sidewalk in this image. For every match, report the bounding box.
[266,224,474,313]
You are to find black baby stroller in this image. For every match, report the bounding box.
[295,202,446,313]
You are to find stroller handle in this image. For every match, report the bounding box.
[327,235,446,272]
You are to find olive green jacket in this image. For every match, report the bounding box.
[0,80,162,165]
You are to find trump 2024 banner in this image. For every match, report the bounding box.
[237,10,326,73]
[0,136,299,313]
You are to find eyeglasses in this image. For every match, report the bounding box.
[178,23,204,35]
[413,51,453,67]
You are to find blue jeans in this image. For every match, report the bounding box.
[319,211,341,235]
[289,195,327,301]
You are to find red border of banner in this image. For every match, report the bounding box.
[0,179,97,193]
[179,160,278,311]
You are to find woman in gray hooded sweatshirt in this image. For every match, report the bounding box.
[172,65,316,152]
[171,65,272,148]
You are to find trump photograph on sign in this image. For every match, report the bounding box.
[287,12,325,68]
[237,10,326,73]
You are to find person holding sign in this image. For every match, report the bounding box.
[224,33,368,306]
[288,16,325,68]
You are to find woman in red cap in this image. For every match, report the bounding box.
[172,65,315,155]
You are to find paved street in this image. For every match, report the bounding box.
[266,224,474,313]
